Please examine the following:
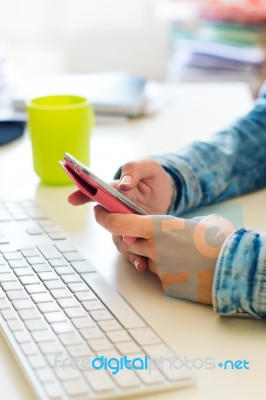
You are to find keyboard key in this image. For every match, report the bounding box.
[32,264,52,273]
[49,259,68,268]
[97,319,122,332]
[39,341,63,355]
[38,272,58,281]
[31,330,53,342]
[135,365,165,385]
[27,256,46,265]
[112,369,140,388]
[143,343,175,359]
[31,293,53,303]
[48,232,66,240]
[54,366,81,381]
[89,309,113,320]
[8,259,28,268]
[160,364,192,382]
[6,290,28,300]
[7,319,24,332]
[55,242,76,253]
[68,282,89,293]
[72,316,96,329]
[20,342,39,356]
[66,343,93,358]
[84,369,115,392]
[54,266,73,276]
[25,284,46,294]
[24,319,49,332]
[51,322,74,334]
[129,327,161,346]
[1,308,17,320]
[71,260,95,274]
[57,297,79,309]
[0,273,16,282]
[12,213,28,221]
[58,332,83,346]
[38,302,60,313]
[0,299,10,309]
[12,299,34,310]
[13,330,32,344]
[43,381,64,399]
[44,280,65,290]
[83,300,106,312]
[19,276,40,285]
[27,354,46,369]
[88,338,113,352]
[19,309,41,320]
[25,206,47,219]
[1,281,22,291]
[61,274,81,284]
[45,312,67,324]
[26,227,44,235]
[3,252,22,261]
[74,290,96,302]
[0,265,12,273]
[63,252,85,262]
[37,243,62,259]
[35,367,55,384]
[64,307,87,319]
[50,288,72,299]
[62,377,89,396]
[21,248,40,257]
[79,326,104,341]
[106,330,131,343]
[13,268,34,277]
[115,341,141,355]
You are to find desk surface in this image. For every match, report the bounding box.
[0,82,265,400]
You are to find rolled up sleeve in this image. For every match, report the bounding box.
[213,229,266,318]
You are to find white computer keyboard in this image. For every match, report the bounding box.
[0,200,194,400]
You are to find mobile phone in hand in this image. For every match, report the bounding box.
[60,153,148,215]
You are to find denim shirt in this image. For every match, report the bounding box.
[154,82,266,318]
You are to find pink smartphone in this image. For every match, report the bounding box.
[60,153,148,215]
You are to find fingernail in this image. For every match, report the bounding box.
[134,259,140,270]
[120,175,132,185]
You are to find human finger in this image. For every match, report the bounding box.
[68,190,91,205]
[94,205,154,239]
[117,160,159,191]
[113,235,148,272]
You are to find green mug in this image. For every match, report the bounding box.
[27,94,94,185]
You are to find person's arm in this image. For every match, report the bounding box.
[154,83,266,215]
[213,228,266,318]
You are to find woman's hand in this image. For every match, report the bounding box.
[68,159,174,215]
[94,206,235,305]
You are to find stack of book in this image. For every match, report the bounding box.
[160,0,266,94]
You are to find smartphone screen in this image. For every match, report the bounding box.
[60,153,148,215]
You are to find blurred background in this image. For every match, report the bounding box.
[1,0,266,102]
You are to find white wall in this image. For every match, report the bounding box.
[0,0,170,80]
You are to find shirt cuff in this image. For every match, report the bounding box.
[212,229,266,318]
[151,154,203,215]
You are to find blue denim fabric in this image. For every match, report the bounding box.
[153,82,266,318]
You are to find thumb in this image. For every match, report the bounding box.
[118,162,143,191]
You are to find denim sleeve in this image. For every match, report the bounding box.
[153,82,266,216]
[213,229,266,318]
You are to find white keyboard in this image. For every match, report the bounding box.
[0,200,194,400]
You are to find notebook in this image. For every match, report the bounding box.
[12,72,160,118]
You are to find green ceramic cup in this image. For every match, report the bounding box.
[27,95,94,185]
